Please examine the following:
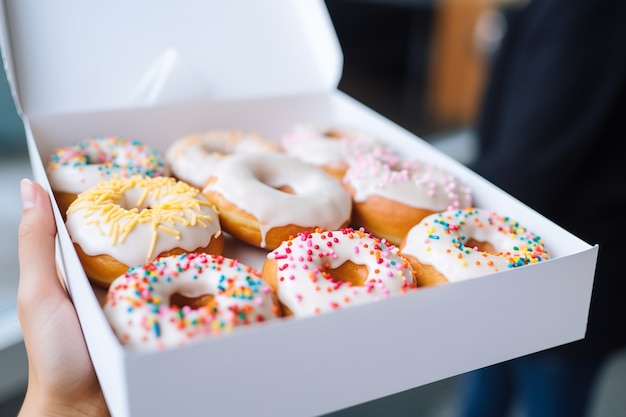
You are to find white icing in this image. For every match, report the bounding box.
[166,130,280,188]
[103,253,280,351]
[267,229,415,317]
[344,155,473,211]
[202,153,352,247]
[281,124,395,170]
[65,176,221,267]
[400,208,551,282]
[46,136,167,194]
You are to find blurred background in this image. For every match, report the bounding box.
[0,0,508,415]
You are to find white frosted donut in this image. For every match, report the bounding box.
[399,208,551,286]
[103,253,282,351]
[46,136,168,216]
[166,129,280,188]
[66,175,224,288]
[343,154,473,246]
[202,153,352,250]
[261,228,416,317]
[280,124,397,180]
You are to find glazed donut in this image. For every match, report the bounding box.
[261,228,416,317]
[103,253,282,351]
[399,207,551,286]
[202,152,352,250]
[66,175,224,288]
[343,154,473,246]
[46,135,167,216]
[280,124,397,180]
[166,129,280,189]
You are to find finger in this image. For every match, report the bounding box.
[17,179,64,313]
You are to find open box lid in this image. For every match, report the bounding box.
[0,0,342,117]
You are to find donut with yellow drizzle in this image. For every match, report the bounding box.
[65,175,224,288]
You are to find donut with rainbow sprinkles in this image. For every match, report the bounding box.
[399,207,551,287]
[262,228,416,317]
[46,135,167,216]
[104,253,281,351]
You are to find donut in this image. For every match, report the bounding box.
[46,135,168,216]
[280,124,397,180]
[343,154,473,246]
[261,228,416,317]
[202,152,352,250]
[165,129,280,189]
[103,253,282,351]
[65,175,224,288]
[399,207,551,286]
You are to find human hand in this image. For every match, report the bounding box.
[17,179,109,417]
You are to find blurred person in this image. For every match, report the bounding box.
[586,347,626,417]
[457,0,626,416]
[17,178,109,417]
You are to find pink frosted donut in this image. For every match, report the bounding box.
[261,228,416,317]
[103,253,282,351]
[343,154,473,246]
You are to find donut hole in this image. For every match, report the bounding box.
[323,261,369,287]
[170,293,216,311]
[325,130,344,139]
[275,184,296,194]
[118,188,155,211]
[85,148,113,164]
[204,149,227,158]
[464,238,497,254]
[252,170,296,195]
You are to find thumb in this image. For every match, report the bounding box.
[17,179,64,313]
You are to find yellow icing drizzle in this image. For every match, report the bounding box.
[67,175,219,261]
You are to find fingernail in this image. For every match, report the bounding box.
[20,178,37,210]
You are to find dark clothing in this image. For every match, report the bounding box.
[470,0,626,359]
[460,0,626,415]
[458,352,602,417]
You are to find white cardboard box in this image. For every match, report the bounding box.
[1,1,598,416]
